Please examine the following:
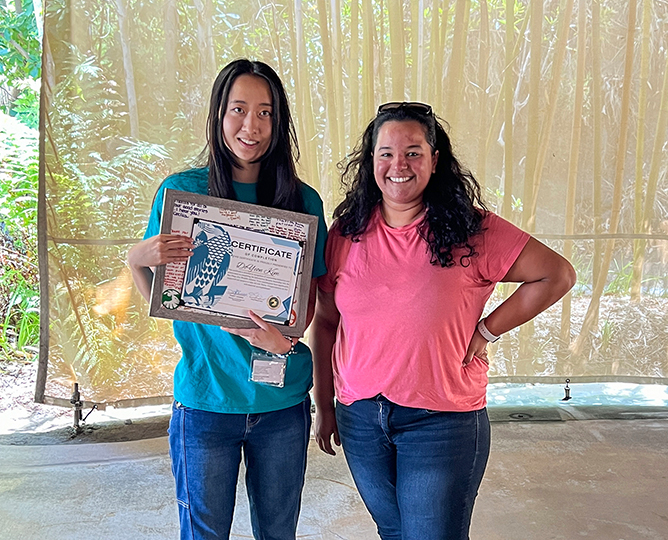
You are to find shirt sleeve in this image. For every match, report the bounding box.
[143,180,168,240]
[318,222,352,293]
[301,184,328,279]
[477,212,531,283]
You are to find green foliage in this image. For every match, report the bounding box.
[604,259,633,295]
[599,318,615,358]
[46,46,172,243]
[10,79,39,129]
[35,33,178,391]
[0,112,39,359]
[0,268,39,355]
[0,0,41,127]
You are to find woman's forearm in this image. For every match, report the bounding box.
[128,263,154,302]
[127,234,194,303]
[312,322,337,408]
[483,237,576,336]
[311,290,340,410]
[484,269,574,336]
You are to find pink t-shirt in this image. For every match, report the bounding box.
[319,208,530,412]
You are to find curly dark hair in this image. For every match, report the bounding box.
[334,105,487,267]
[203,59,303,212]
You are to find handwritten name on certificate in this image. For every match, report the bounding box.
[180,218,302,324]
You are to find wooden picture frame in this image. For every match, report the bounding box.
[148,189,318,337]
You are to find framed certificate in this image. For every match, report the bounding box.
[148,189,319,337]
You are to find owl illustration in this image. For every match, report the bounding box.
[183,221,232,307]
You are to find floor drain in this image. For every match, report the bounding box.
[509,413,533,420]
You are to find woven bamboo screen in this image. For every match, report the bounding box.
[37,0,668,407]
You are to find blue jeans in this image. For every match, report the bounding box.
[336,395,490,540]
[168,398,311,540]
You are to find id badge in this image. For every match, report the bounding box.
[250,349,287,388]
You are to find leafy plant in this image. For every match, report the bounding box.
[0,112,39,360]
[604,259,633,296]
[0,269,39,355]
[598,318,615,358]
[0,0,41,126]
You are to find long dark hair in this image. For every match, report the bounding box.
[204,59,303,211]
[335,106,487,267]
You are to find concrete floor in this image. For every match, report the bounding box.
[1,416,667,540]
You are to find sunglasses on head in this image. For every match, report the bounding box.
[377,102,433,116]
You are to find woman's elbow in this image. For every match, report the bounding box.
[555,257,577,296]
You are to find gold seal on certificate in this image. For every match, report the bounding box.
[148,189,318,337]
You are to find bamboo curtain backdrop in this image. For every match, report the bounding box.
[37,0,668,407]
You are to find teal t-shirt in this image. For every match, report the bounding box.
[144,167,328,413]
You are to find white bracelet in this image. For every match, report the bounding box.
[274,336,298,358]
[477,318,501,343]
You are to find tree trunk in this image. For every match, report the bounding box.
[410,0,419,99]
[522,0,542,230]
[429,0,441,109]
[294,0,319,190]
[630,0,653,301]
[112,0,140,139]
[475,0,489,186]
[436,0,451,110]
[330,0,345,150]
[287,0,307,177]
[350,0,360,136]
[163,0,179,110]
[508,2,536,368]
[526,0,575,231]
[483,9,529,180]
[270,5,284,77]
[560,0,586,351]
[446,0,469,128]
[417,0,426,101]
[316,0,341,191]
[571,0,638,365]
[362,0,375,123]
[378,0,387,104]
[388,0,406,100]
[635,33,668,289]
[193,0,215,86]
[502,0,515,220]
[591,0,603,304]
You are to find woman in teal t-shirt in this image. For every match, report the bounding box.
[127,59,327,540]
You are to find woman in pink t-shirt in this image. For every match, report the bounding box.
[312,102,575,540]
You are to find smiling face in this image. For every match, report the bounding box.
[222,74,273,168]
[373,120,439,210]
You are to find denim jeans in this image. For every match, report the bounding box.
[336,395,490,540]
[168,397,311,540]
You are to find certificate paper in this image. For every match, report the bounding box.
[181,219,302,324]
[149,189,318,336]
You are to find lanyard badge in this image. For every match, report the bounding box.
[249,349,287,388]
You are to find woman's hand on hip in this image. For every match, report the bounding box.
[127,234,193,269]
[315,404,340,456]
[222,310,293,355]
[463,327,490,367]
